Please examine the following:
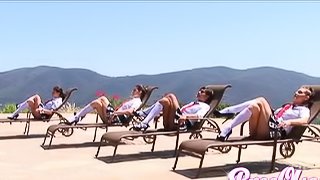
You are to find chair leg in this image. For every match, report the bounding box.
[23,121,29,135]
[151,136,157,152]
[42,130,50,146]
[270,141,278,172]
[95,137,104,158]
[174,132,180,156]
[236,146,242,163]
[172,149,181,170]
[111,145,118,163]
[196,153,205,178]
[47,131,56,149]
[26,121,31,135]
[93,127,98,142]
[93,114,100,142]
[154,117,158,129]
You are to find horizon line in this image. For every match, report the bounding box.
[1,65,318,79]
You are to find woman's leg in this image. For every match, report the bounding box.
[219,99,255,114]
[248,97,272,139]
[219,97,271,139]
[138,103,157,117]
[68,96,110,123]
[140,101,164,126]
[9,94,42,119]
[98,96,111,121]
[161,94,180,130]
[135,93,178,130]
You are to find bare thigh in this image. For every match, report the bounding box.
[91,97,110,123]
[248,97,272,140]
[159,95,179,130]
[27,95,42,119]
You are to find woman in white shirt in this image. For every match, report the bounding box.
[8,86,65,120]
[215,87,314,141]
[133,86,214,131]
[66,84,146,125]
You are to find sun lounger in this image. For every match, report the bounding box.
[41,85,158,149]
[172,85,320,178]
[94,84,231,161]
[0,87,78,135]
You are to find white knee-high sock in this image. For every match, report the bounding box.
[220,107,252,137]
[139,103,157,116]
[141,102,163,125]
[68,104,94,123]
[10,101,29,117]
[220,100,254,114]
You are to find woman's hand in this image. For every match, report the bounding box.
[278,121,291,128]
[37,107,45,114]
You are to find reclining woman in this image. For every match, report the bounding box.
[8,86,65,120]
[133,86,214,131]
[215,86,314,141]
[66,84,146,125]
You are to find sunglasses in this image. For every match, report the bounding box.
[199,88,213,96]
[296,90,310,96]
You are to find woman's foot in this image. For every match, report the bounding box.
[216,128,232,142]
[64,121,76,125]
[64,116,80,125]
[132,122,149,131]
[7,114,19,120]
[213,110,235,119]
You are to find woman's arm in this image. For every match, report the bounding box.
[278,117,309,128]
[40,109,54,115]
[114,108,135,116]
[179,114,202,120]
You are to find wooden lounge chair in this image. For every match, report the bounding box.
[94,84,231,162]
[172,85,320,178]
[41,85,158,149]
[0,87,78,135]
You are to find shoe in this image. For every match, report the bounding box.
[64,117,80,125]
[216,129,232,142]
[213,110,235,119]
[7,114,19,120]
[64,121,75,125]
[132,122,149,131]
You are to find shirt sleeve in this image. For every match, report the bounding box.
[50,98,62,110]
[130,99,142,110]
[299,107,310,118]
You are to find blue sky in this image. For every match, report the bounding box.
[0,2,319,77]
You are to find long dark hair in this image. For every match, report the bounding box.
[136,84,147,100]
[53,86,66,101]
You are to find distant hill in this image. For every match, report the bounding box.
[0,66,319,107]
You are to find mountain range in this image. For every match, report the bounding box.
[0,66,319,107]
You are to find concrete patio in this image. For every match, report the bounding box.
[0,114,319,180]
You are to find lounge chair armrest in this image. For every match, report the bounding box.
[52,111,65,120]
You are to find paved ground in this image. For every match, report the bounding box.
[0,113,319,180]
